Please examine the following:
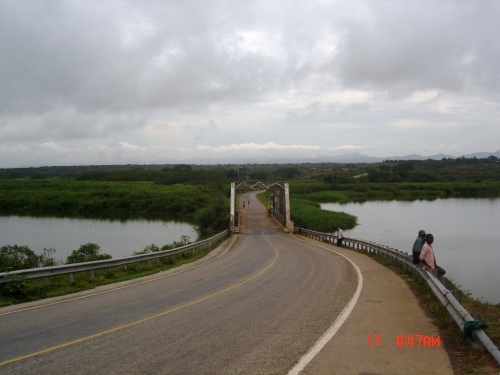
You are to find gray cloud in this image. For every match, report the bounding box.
[336,1,500,97]
[0,0,499,167]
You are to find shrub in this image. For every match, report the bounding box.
[37,247,60,267]
[0,245,39,271]
[66,243,112,264]
[133,244,160,255]
[2,274,28,297]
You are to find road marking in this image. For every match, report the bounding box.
[0,234,279,367]
[0,235,238,317]
[287,235,363,375]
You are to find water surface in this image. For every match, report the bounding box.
[321,198,500,303]
[0,216,199,262]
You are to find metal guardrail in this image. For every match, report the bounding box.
[296,227,500,365]
[0,230,229,285]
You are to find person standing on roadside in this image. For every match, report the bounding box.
[412,230,426,265]
[337,226,344,247]
[419,234,435,270]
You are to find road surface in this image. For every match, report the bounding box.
[0,192,359,374]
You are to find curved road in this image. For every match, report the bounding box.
[0,192,358,374]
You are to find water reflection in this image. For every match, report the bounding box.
[0,215,199,262]
[321,198,500,304]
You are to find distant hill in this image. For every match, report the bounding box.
[313,150,500,163]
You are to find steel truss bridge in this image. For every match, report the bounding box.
[230,181,292,233]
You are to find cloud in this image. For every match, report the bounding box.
[336,1,500,97]
[197,142,320,152]
[1,0,499,167]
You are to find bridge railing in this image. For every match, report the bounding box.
[0,230,229,286]
[296,227,500,365]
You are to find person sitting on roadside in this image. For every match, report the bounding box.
[412,229,426,265]
[419,234,435,270]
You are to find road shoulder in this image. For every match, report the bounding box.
[292,236,454,375]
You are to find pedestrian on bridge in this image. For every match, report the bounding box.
[337,226,344,247]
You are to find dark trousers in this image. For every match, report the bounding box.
[337,238,343,247]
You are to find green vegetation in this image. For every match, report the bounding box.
[66,243,112,264]
[291,180,500,201]
[0,177,229,231]
[132,235,191,255]
[1,157,499,234]
[0,245,39,271]
[289,198,356,232]
[0,245,59,271]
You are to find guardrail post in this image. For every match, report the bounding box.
[90,270,95,280]
[108,267,112,273]
[45,276,50,285]
[451,290,462,304]
[123,264,127,271]
[69,273,74,283]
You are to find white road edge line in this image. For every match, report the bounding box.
[287,235,363,375]
[0,235,238,317]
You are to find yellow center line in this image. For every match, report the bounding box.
[0,233,279,368]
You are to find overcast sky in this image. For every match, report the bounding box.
[1,0,499,167]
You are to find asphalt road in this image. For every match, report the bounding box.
[0,192,358,374]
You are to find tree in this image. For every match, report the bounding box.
[392,162,414,180]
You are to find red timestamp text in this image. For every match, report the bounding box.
[367,334,441,348]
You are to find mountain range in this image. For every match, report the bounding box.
[308,150,500,164]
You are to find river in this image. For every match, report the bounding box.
[0,215,199,263]
[321,198,500,304]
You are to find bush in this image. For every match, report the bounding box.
[2,274,28,297]
[66,243,112,264]
[37,247,60,267]
[133,244,160,255]
[0,245,39,271]
[323,172,356,184]
[194,195,228,230]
